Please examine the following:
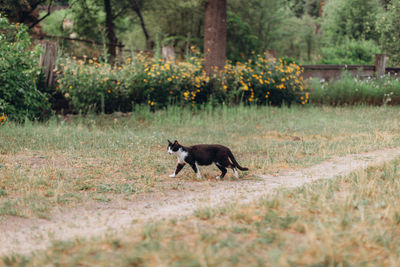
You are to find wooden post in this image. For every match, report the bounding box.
[375,54,386,78]
[39,40,57,88]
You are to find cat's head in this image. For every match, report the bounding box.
[167,140,180,154]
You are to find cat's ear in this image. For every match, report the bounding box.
[168,139,172,144]
[173,140,178,144]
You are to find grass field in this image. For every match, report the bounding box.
[1,105,400,218]
[4,159,400,266]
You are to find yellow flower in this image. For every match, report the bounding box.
[69,86,72,89]
[108,89,111,93]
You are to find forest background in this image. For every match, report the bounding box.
[2,0,400,66]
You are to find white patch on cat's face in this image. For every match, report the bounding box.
[176,148,188,163]
[168,147,173,154]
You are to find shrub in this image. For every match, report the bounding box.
[0,16,51,121]
[310,71,400,105]
[56,51,309,113]
[377,0,400,66]
[318,39,381,65]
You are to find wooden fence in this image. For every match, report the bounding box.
[301,55,400,81]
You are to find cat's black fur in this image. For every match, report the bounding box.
[167,140,248,179]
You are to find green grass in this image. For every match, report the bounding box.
[4,159,400,266]
[1,105,400,217]
[310,72,400,106]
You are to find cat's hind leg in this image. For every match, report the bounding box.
[215,163,227,179]
[232,167,239,178]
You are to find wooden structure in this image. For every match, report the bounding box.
[301,55,400,81]
[39,40,57,87]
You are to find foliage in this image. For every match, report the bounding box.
[228,0,289,57]
[69,0,105,42]
[317,39,381,65]
[39,9,71,36]
[34,0,396,65]
[226,11,259,62]
[377,0,400,66]
[286,0,323,18]
[321,0,383,44]
[0,16,50,121]
[56,51,309,114]
[310,71,400,106]
[279,14,318,62]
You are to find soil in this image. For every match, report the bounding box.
[1,147,400,257]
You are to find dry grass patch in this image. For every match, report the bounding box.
[4,159,400,266]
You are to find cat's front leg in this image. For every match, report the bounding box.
[170,163,185,178]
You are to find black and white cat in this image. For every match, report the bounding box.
[167,140,248,179]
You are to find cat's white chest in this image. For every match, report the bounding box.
[176,148,188,164]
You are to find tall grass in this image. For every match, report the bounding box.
[310,72,400,105]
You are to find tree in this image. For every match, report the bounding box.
[104,0,118,64]
[378,0,400,65]
[125,0,153,49]
[204,0,227,75]
[321,0,383,44]
[0,0,53,36]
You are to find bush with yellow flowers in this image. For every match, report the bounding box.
[0,113,7,125]
[56,51,308,113]
[236,55,309,106]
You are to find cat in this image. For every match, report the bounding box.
[167,140,248,179]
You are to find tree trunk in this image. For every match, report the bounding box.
[204,0,227,76]
[104,0,117,64]
[133,6,152,50]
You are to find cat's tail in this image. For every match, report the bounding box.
[228,150,249,171]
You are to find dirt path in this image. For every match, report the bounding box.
[1,147,400,257]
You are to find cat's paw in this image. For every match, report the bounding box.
[215,176,221,180]
[169,174,176,178]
